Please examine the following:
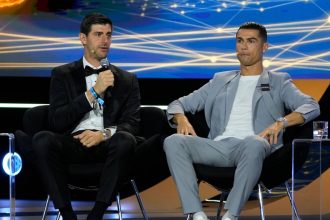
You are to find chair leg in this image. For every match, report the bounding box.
[56,211,61,220]
[216,192,226,220]
[116,193,123,220]
[130,179,149,220]
[285,181,301,220]
[187,213,192,220]
[42,195,50,220]
[257,184,265,220]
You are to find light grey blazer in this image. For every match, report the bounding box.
[167,69,320,151]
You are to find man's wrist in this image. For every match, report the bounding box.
[102,128,112,140]
[173,113,186,124]
[93,86,102,95]
[276,117,288,130]
[90,87,104,106]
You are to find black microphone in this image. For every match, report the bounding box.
[100,58,113,97]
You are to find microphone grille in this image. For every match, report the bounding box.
[100,58,109,69]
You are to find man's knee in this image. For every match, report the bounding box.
[164,134,181,151]
[110,131,136,153]
[32,131,56,155]
[163,134,190,158]
[243,135,270,158]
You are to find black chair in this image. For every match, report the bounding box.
[185,111,312,220]
[15,105,169,220]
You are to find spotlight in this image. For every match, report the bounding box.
[170,3,178,8]
[263,59,271,68]
[210,56,217,63]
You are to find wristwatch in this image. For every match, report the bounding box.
[276,117,288,129]
[102,128,112,140]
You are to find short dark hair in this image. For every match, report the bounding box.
[236,22,267,42]
[80,13,113,35]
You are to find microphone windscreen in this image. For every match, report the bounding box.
[100,58,110,69]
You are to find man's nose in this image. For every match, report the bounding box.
[241,41,248,49]
[102,35,110,43]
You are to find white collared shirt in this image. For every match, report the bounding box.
[71,57,104,134]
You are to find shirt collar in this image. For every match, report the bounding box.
[83,56,102,70]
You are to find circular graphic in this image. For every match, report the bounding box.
[2,152,22,176]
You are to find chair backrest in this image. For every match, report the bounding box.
[22,105,166,139]
[139,106,167,139]
[22,105,49,136]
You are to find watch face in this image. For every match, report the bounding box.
[277,117,288,127]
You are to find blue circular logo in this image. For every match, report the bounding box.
[2,152,22,176]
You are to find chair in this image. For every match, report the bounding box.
[15,105,168,220]
[185,111,312,220]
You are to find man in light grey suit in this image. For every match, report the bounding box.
[163,22,320,220]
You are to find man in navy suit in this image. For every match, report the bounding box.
[32,13,140,220]
[164,22,320,220]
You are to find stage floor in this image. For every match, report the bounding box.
[1,199,330,220]
[1,175,330,220]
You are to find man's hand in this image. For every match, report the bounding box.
[173,114,197,136]
[93,70,114,94]
[73,130,104,148]
[259,121,284,145]
[259,112,304,145]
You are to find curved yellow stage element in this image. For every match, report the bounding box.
[0,0,25,8]
[0,0,27,13]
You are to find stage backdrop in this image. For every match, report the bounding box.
[0,0,329,79]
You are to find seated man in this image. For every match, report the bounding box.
[163,22,320,220]
[32,13,140,220]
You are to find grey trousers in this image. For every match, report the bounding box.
[163,134,272,216]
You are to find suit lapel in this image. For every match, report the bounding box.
[224,72,240,128]
[70,59,86,97]
[252,70,278,120]
[207,71,239,137]
[252,70,267,113]
[104,64,119,101]
[103,64,120,124]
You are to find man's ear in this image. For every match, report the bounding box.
[263,42,269,53]
[79,33,87,45]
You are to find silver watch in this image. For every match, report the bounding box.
[102,128,112,140]
[276,117,288,128]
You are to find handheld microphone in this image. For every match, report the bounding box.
[100,58,113,97]
[101,58,110,70]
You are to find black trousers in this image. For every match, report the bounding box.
[32,130,136,209]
